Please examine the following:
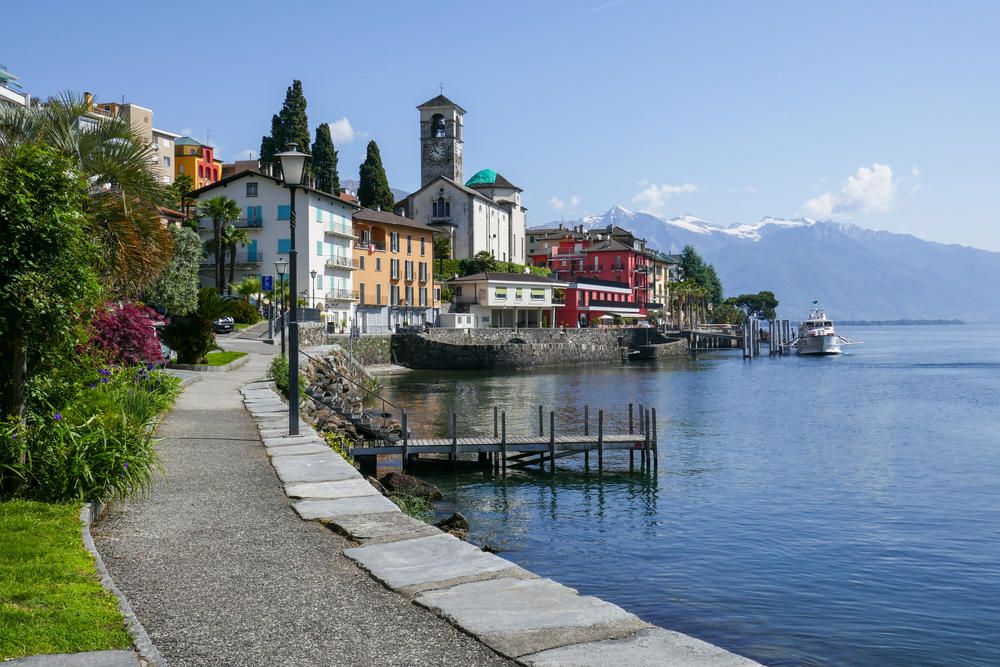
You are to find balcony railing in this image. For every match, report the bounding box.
[324,255,358,270]
[198,217,262,230]
[356,294,384,306]
[324,288,356,301]
[356,240,386,252]
[200,251,263,265]
[325,221,354,237]
[588,298,640,309]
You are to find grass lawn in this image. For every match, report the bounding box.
[234,322,251,330]
[201,351,247,366]
[0,501,130,660]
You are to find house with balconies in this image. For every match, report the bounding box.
[444,272,567,328]
[189,170,360,325]
[352,208,439,332]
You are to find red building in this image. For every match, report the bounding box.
[530,232,657,326]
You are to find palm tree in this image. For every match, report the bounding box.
[198,196,241,293]
[231,277,263,313]
[0,92,172,296]
[222,225,250,295]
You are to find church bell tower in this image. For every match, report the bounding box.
[418,94,465,187]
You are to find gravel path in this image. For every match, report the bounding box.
[94,354,510,666]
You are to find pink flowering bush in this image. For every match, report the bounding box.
[89,303,163,366]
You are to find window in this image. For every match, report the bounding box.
[246,182,258,197]
[316,208,323,222]
[316,275,323,288]
[151,155,159,164]
[247,205,261,221]
[419,262,427,282]
[515,288,522,300]
[406,235,412,254]
[390,285,400,306]
[358,283,365,304]
[316,241,323,256]
[390,232,399,252]
[495,287,507,300]
[277,205,290,220]
[420,288,427,306]
[359,229,371,245]
[405,286,413,305]
[198,165,204,178]
[164,157,171,168]
[376,283,382,304]
[375,257,381,271]
[178,165,184,174]
[405,260,414,280]
[531,288,545,300]
[358,256,365,270]
[390,259,399,279]
[431,113,446,137]
[434,287,441,302]
[278,238,291,254]
[420,237,426,256]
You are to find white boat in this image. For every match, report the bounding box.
[793,303,860,355]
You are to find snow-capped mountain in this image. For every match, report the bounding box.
[538,206,1000,322]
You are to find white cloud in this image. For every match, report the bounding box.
[802,163,896,218]
[631,183,697,215]
[181,127,192,136]
[549,195,580,210]
[911,165,920,177]
[326,118,358,144]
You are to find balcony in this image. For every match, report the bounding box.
[325,255,358,270]
[201,251,264,265]
[324,288,357,301]
[633,264,653,273]
[356,240,386,252]
[588,298,640,309]
[324,221,354,238]
[356,294,384,306]
[197,217,263,230]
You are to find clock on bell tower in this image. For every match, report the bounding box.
[418,94,466,187]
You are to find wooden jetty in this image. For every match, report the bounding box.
[351,404,658,477]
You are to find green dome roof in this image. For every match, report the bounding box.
[465,169,498,186]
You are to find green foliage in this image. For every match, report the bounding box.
[323,430,354,464]
[470,250,499,274]
[0,143,103,421]
[231,276,262,305]
[435,257,550,280]
[268,355,306,398]
[679,245,724,306]
[357,140,394,211]
[713,299,746,325]
[433,235,451,260]
[389,493,434,524]
[200,351,246,366]
[198,196,242,293]
[311,123,340,194]
[144,226,203,316]
[440,288,454,303]
[260,80,311,175]
[160,288,238,364]
[168,173,195,211]
[231,299,259,324]
[0,500,131,659]
[221,224,249,294]
[0,365,180,502]
[734,291,779,320]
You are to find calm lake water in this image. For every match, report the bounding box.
[378,325,1000,666]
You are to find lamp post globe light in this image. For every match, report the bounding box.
[274,258,287,357]
[275,144,310,436]
[310,269,317,309]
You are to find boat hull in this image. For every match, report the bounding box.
[796,334,842,356]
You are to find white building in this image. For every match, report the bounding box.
[445,272,567,328]
[395,94,527,264]
[190,171,361,325]
[0,65,30,106]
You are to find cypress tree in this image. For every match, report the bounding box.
[311,123,340,195]
[259,80,311,175]
[357,140,394,211]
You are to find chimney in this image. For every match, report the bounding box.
[84,92,93,110]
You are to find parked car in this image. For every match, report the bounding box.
[151,321,175,367]
[214,316,235,334]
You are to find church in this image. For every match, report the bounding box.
[394,94,527,264]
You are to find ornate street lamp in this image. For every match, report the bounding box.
[275,145,310,436]
[310,269,317,309]
[274,258,287,356]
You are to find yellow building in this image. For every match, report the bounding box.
[352,208,440,332]
[174,137,223,189]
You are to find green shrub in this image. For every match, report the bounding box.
[324,431,354,464]
[231,299,260,324]
[268,355,306,398]
[390,493,434,524]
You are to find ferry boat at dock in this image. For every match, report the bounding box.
[793,303,860,355]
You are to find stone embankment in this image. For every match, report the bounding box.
[300,346,388,442]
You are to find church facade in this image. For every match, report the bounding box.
[395,94,527,264]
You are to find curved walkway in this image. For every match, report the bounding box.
[94,354,509,666]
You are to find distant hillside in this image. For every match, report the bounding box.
[538,207,1000,322]
[339,179,408,204]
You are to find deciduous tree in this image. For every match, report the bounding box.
[144,226,203,316]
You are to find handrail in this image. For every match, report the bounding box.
[299,348,402,412]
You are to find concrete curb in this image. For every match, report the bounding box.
[167,354,250,373]
[240,381,761,666]
[81,502,165,667]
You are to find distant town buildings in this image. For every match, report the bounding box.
[174,137,222,189]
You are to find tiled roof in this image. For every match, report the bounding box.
[353,207,435,232]
[417,94,467,113]
[447,272,565,285]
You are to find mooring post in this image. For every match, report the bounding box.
[539,405,544,436]
[652,407,658,471]
[598,409,604,471]
[584,404,590,467]
[401,409,408,473]
[451,409,458,470]
[644,408,651,471]
[493,406,498,438]
[501,412,507,474]
[629,403,634,434]
[549,411,556,472]
[639,403,646,468]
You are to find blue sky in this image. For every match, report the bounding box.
[8,1,1000,250]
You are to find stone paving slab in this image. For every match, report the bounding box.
[285,479,380,499]
[262,435,324,448]
[266,443,332,457]
[293,494,399,520]
[272,452,359,484]
[322,511,443,545]
[245,401,286,411]
[344,533,523,593]
[521,627,760,666]
[414,577,649,659]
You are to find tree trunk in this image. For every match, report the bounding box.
[213,219,223,293]
[228,243,237,295]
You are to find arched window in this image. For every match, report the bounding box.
[431,114,446,138]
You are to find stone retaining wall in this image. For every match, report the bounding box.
[297,322,327,347]
[326,335,393,366]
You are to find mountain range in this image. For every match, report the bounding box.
[539,206,1000,322]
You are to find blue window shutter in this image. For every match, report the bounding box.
[277,205,290,220]
[248,240,258,262]
[316,241,322,256]
[316,208,322,222]
[317,275,323,288]
[278,238,291,254]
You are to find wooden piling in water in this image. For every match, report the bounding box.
[451,410,458,470]
[584,405,590,467]
[598,409,604,471]
[549,411,556,472]
[644,408,651,469]
[401,409,408,473]
[652,407,658,471]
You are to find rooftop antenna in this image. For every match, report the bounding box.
[206,129,210,146]
[439,81,444,95]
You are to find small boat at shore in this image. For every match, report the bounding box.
[792,303,861,355]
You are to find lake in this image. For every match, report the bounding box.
[378,325,1000,666]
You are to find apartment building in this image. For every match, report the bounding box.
[352,208,439,332]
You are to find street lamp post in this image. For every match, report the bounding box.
[310,269,317,309]
[275,144,310,436]
[274,258,287,357]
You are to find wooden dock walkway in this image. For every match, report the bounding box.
[350,404,658,476]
